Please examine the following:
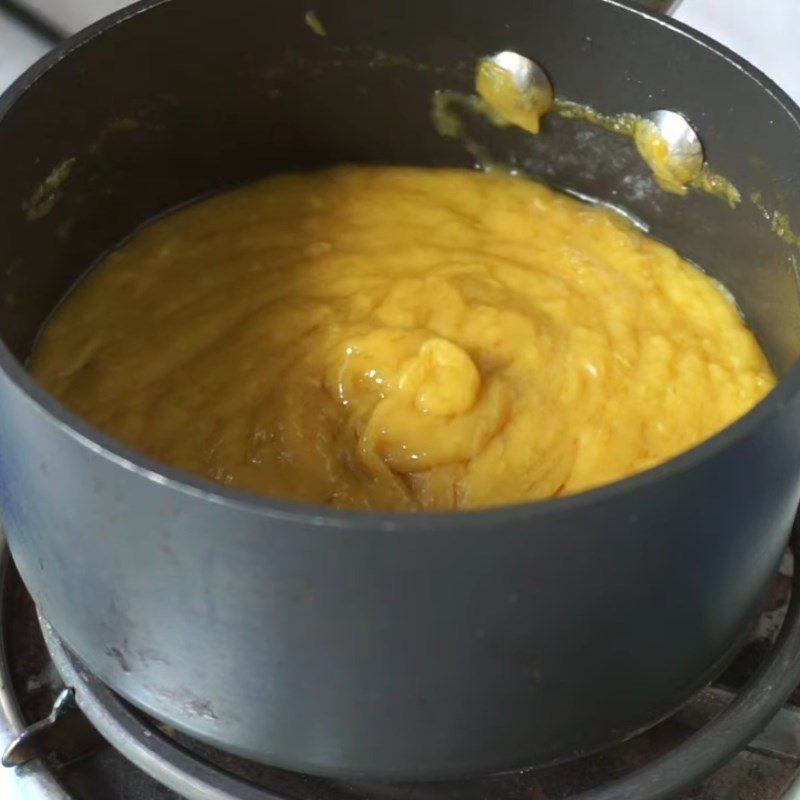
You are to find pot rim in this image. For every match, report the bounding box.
[2,0,799,531]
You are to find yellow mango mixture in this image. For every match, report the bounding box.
[30,167,775,510]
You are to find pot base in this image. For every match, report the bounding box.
[19,534,800,800]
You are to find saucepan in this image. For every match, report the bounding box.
[1,0,800,782]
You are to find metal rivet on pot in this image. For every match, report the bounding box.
[486,51,552,97]
[635,109,705,191]
[479,50,555,127]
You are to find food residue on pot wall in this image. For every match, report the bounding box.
[305,10,327,37]
[23,157,77,222]
[751,191,800,248]
[554,101,740,207]
[434,58,741,207]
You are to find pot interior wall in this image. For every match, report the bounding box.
[0,0,799,374]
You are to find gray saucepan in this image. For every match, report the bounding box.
[1,0,800,781]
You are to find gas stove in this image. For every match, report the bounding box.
[3,528,800,800]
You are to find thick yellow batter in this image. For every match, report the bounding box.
[31,167,774,510]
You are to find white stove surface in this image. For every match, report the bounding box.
[0,8,49,91]
[676,0,800,105]
[11,0,131,33]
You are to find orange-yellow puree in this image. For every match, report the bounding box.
[30,166,775,510]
